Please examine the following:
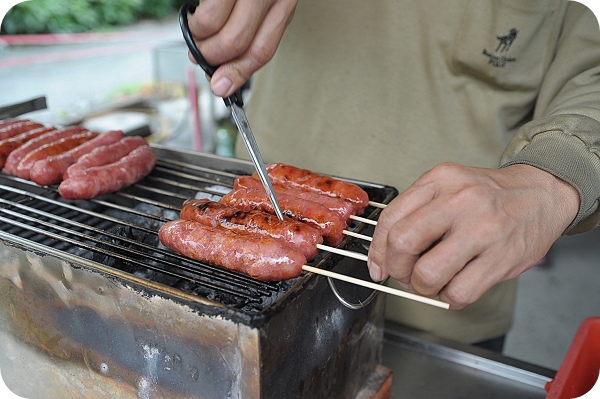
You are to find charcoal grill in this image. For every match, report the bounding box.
[0,143,397,399]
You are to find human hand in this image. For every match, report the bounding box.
[367,163,579,309]
[186,0,297,97]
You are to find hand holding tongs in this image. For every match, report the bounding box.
[179,3,285,221]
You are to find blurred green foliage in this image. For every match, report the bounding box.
[1,0,190,34]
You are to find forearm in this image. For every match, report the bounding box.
[500,3,600,234]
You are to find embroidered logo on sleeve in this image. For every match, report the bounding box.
[482,28,518,68]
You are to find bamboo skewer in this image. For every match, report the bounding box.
[302,265,449,309]
[350,215,378,225]
[369,201,387,209]
[343,230,372,242]
[313,244,450,309]
[316,244,368,261]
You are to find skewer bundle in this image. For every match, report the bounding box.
[160,163,449,309]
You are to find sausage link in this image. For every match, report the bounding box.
[0,120,44,140]
[256,163,370,214]
[64,136,147,180]
[180,198,323,260]
[30,130,123,186]
[158,219,306,281]
[219,187,347,247]
[58,144,157,200]
[3,126,87,175]
[0,126,57,169]
[234,175,357,222]
[15,131,98,180]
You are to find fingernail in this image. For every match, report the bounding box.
[212,77,233,97]
[368,261,383,282]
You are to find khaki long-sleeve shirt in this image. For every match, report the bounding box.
[239,0,600,343]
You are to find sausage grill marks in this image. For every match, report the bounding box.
[256,163,370,214]
[180,198,323,260]
[220,187,347,247]
[234,175,357,222]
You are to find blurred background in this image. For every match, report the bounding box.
[1,0,238,156]
[1,0,599,375]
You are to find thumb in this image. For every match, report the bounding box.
[210,63,253,98]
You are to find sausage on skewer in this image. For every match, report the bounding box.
[234,175,357,221]
[180,198,323,260]
[256,163,370,214]
[158,219,306,281]
[220,187,347,247]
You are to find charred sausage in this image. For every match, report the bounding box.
[29,130,123,186]
[180,198,323,260]
[58,144,157,200]
[3,126,87,175]
[219,187,347,247]
[0,120,44,140]
[0,126,57,169]
[158,219,306,281]
[234,175,357,222]
[63,136,147,179]
[15,131,98,180]
[256,163,370,214]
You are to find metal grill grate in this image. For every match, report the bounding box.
[0,145,395,316]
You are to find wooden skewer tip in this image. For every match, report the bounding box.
[302,265,449,309]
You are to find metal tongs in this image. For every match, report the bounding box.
[179,4,285,221]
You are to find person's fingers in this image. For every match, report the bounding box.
[437,251,510,309]
[188,0,237,40]
[197,0,273,66]
[405,227,479,298]
[368,177,437,281]
[209,0,297,97]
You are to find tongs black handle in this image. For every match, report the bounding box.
[179,3,244,108]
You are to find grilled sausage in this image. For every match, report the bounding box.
[256,163,370,214]
[3,126,87,175]
[63,136,147,179]
[29,130,123,186]
[0,120,44,140]
[58,144,157,200]
[158,219,306,281]
[15,131,98,180]
[234,175,357,222]
[219,187,347,247]
[180,198,323,260]
[0,126,57,169]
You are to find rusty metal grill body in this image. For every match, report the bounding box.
[0,144,397,399]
